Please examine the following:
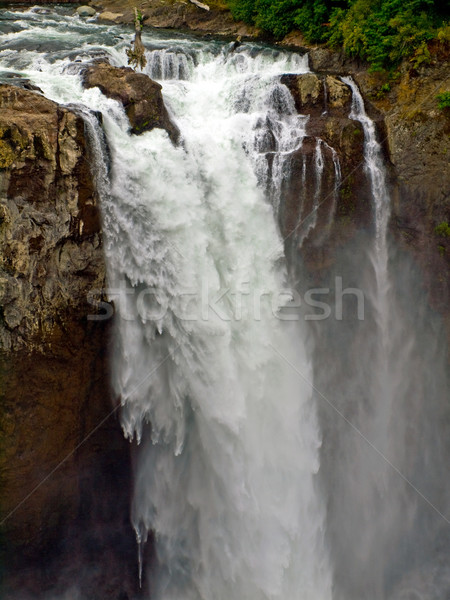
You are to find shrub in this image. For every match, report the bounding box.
[226,0,448,70]
[435,221,450,237]
[436,92,450,110]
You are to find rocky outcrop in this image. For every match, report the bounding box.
[82,61,180,142]
[0,84,137,599]
[0,85,105,350]
[91,0,258,37]
[351,55,450,336]
[279,74,370,271]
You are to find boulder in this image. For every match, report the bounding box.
[76,5,96,17]
[82,61,180,143]
[281,73,324,113]
[326,75,352,110]
[281,73,351,117]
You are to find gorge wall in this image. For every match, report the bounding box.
[277,42,450,346]
[0,84,137,599]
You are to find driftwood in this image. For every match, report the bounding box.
[188,0,210,10]
[126,8,147,71]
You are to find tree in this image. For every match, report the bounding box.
[126,8,147,71]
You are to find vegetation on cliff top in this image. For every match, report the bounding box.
[226,0,450,70]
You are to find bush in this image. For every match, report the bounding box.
[435,222,450,237]
[226,0,449,70]
[436,92,450,110]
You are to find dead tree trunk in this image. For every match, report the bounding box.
[126,8,147,71]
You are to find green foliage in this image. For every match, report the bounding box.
[136,9,144,29]
[411,41,431,68]
[327,0,437,70]
[226,0,448,69]
[254,0,299,38]
[435,221,450,236]
[228,0,257,23]
[436,92,450,110]
[437,23,450,43]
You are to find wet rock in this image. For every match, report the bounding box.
[326,75,351,110]
[82,61,180,143]
[281,73,323,114]
[0,84,137,599]
[97,9,124,22]
[76,5,96,17]
[281,73,351,117]
[0,83,104,539]
[0,71,43,93]
[278,74,371,270]
[0,84,105,350]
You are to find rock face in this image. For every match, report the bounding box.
[76,5,96,16]
[82,61,180,142]
[350,55,450,337]
[91,0,258,38]
[279,74,371,271]
[0,85,104,350]
[0,85,137,599]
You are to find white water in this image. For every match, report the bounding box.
[342,76,391,361]
[0,11,332,598]
[110,47,333,600]
[342,77,390,254]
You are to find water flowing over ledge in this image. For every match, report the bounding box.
[0,8,449,600]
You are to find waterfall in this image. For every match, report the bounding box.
[6,22,328,598]
[342,77,390,254]
[307,77,450,600]
[1,9,449,600]
[0,14,332,595]
[342,75,391,386]
[107,45,332,600]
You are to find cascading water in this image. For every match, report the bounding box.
[342,78,390,247]
[1,8,449,600]
[297,138,324,247]
[0,10,331,598]
[107,45,332,600]
[306,77,450,600]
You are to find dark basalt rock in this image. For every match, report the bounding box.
[277,74,372,272]
[0,84,137,599]
[82,61,180,143]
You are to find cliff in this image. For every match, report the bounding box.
[0,85,137,599]
[283,43,450,341]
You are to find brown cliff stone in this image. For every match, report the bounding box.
[279,74,371,269]
[82,61,180,143]
[353,58,450,339]
[0,85,137,598]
